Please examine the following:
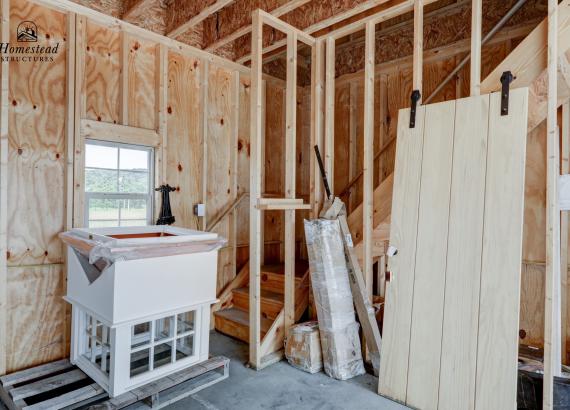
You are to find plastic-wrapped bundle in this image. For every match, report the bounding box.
[304,219,365,380]
[285,321,323,374]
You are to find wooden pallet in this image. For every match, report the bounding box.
[0,356,229,410]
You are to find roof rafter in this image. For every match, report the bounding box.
[236,0,409,64]
[167,0,236,38]
[123,0,149,20]
[204,0,312,52]
[236,0,403,64]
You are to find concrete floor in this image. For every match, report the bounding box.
[167,331,409,410]
[0,331,409,410]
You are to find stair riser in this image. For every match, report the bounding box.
[214,314,267,343]
[260,272,301,294]
[233,292,283,320]
[214,315,250,343]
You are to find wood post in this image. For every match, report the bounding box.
[310,39,325,218]
[73,15,86,228]
[0,0,9,377]
[325,37,336,194]
[249,9,263,370]
[363,21,375,308]
[470,0,482,96]
[413,0,423,100]
[544,0,561,408]
[284,32,298,330]
[562,101,570,365]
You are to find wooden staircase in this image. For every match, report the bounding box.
[213,262,310,345]
[481,0,570,132]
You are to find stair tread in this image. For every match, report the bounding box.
[234,287,284,304]
[261,261,308,277]
[214,307,273,333]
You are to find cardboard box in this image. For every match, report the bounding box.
[285,321,323,374]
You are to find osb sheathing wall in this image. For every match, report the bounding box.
[0,0,309,375]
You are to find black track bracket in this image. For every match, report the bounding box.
[500,71,515,116]
[410,90,421,128]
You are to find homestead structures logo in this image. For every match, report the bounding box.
[17,21,37,42]
[0,20,60,62]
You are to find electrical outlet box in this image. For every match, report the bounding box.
[194,203,206,217]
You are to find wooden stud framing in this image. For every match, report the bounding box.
[544,0,561,408]
[249,9,263,370]
[73,15,87,228]
[0,0,9,377]
[120,32,129,125]
[325,37,335,194]
[258,10,315,47]
[80,120,161,147]
[249,9,315,368]
[284,31,298,331]
[65,12,76,232]
[237,0,400,64]
[363,21,375,306]
[63,11,76,359]
[470,0,482,96]
[201,60,210,231]
[563,101,570,365]
[310,39,325,218]
[413,0,423,98]
[155,43,168,221]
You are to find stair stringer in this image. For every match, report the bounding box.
[346,172,394,265]
[258,268,311,359]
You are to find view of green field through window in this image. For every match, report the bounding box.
[85,142,153,227]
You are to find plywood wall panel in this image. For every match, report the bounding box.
[127,38,157,130]
[522,122,547,263]
[165,51,202,229]
[264,83,285,262]
[333,83,350,197]
[84,21,120,124]
[236,76,250,267]
[6,265,66,373]
[7,2,67,267]
[206,65,236,291]
[520,263,546,348]
[354,79,365,209]
[206,65,234,221]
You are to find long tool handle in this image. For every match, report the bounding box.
[314,145,332,200]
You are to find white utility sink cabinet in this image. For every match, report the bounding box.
[61,225,222,397]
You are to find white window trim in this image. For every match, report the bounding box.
[84,139,155,228]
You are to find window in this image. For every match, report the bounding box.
[84,140,154,228]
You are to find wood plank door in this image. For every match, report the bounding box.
[379,88,528,410]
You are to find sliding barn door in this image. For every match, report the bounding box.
[379,88,529,410]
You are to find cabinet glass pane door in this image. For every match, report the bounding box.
[129,310,197,378]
